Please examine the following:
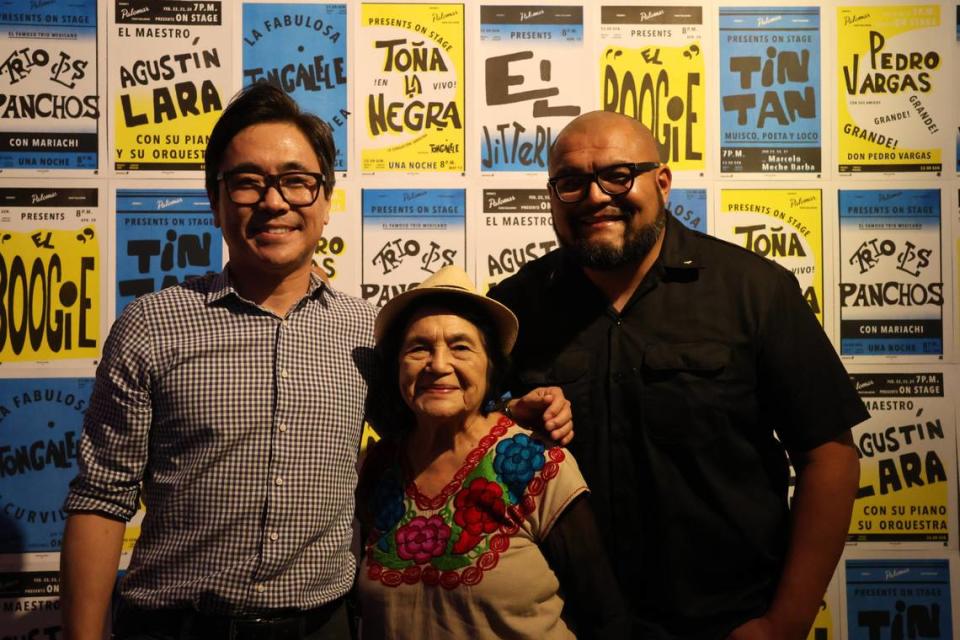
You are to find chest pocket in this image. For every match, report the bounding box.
[639,342,731,447]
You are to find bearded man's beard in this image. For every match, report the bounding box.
[561,192,668,270]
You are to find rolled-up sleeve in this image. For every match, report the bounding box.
[64,299,154,521]
[759,268,869,452]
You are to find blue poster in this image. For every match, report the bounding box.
[0,378,94,552]
[667,188,708,233]
[838,189,943,356]
[846,559,953,639]
[115,189,222,317]
[718,7,820,173]
[361,188,466,307]
[243,4,348,171]
[0,0,99,169]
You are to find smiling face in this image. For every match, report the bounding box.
[397,308,491,425]
[548,111,672,270]
[213,121,330,281]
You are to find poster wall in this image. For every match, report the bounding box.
[109,0,232,172]
[0,378,93,554]
[836,4,947,174]
[717,188,824,323]
[845,558,954,639]
[810,576,841,640]
[316,186,360,294]
[0,182,106,368]
[718,7,821,175]
[475,186,555,290]
[847,367,957,547]
[599,5,706,173]
[361,187,465,307]
[838,188,945,357]
[0,571,61,638]
[477,5,584,173]
[358,3,465,172]
[242,3,349,171]
[113,187,222,318]
[0,2,958,635]
[0,0,100,172]
[667,187,708,233]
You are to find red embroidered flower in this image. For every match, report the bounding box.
[478,551,499,571]
[452,477,507,554]
[504,505,524,533]
[440,570,461,590]
[422,566,440,586]
[381,569,403,587]
[402,566,422,584]
[461,566,482,586]
[395,515,451,564]
[488,534,509,553]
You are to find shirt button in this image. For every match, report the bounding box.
[255,584,266,593]
[275,477,284,486]
[280,369,289,378]
[278,423,288,433]
[269,532,279,541]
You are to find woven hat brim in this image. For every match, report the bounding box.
[374,280,518,354]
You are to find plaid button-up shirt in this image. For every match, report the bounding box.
[64,271,376,613]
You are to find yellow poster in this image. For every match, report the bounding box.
[0,227,100,363]
[717,189,824,325]
[848,370,955,546]
[313,187,361,295]
[360,3,465,172]
[360,422,381,455]
[314,188,347,281]
[599,7,705,172]
[121,501,146,557]
[111,2,232,171]
[807,600,834,640]
[0,185,102,365]
[837,5,944,173]
[854,452,948,541]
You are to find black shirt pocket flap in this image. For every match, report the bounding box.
[643,342,730,372]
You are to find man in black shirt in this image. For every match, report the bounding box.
[488,111,868,640]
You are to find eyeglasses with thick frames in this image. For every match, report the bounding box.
[547,162,661,203]
[217,170,326,206]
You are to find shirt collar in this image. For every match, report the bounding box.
[656,211,704,272]
[206,266,326,306]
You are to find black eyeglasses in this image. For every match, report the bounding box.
[217,170,326,206]
[547,162,661,203]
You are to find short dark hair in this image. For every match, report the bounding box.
[205,82,336,203]
[370,293,510,440]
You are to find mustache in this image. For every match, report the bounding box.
[576,204,638,220]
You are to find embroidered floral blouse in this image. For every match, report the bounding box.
[357,416,588,639]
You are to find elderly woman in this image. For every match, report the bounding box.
[357,266,628,639]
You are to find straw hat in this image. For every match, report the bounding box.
[373,266,519,354]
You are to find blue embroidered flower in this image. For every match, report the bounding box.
[494,434,546,502]
[373,476,405,551]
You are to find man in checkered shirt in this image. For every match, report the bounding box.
[59,84,571,640]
